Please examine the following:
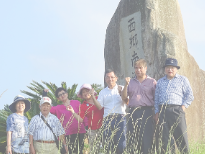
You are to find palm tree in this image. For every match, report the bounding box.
[21,81,103,105]
[21,80,80,106]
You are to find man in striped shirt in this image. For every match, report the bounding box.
[154,58,194,154]
[29,97,68,154]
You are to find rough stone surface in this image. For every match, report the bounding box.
[104,0,205,141]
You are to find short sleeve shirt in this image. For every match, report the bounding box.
[127,76,157,107]
[6,113,29,153]
[50,100,87,135]
[28,112,65,141]
[80,98,104,130]
[97,84,126,118]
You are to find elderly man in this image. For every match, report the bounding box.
[91,69,127,154]
[154,58,194,154]
[121,59,157,154]
[29,97,68,154]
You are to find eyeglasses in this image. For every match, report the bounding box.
[58,92,67,98]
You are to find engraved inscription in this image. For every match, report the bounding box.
[131,51,139,67]
[119,11,144,83]
[128,18,135,32]
[129,34,138,49]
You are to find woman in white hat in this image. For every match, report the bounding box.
[6,95,31,154]
[66,84,104,153]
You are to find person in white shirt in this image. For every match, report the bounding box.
[91,69,127,154]
[29,97,68,154]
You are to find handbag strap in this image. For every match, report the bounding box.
[38,114,59,147]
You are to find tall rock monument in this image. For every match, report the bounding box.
[104,0,205,141]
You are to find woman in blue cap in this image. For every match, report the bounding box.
[6,95,31,154]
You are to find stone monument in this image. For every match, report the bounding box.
[104,0,205,141]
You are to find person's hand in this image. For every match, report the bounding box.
[154,113,159,124]
[118,85,122,92]
[6,145,12,154]
[30,145,36,154]
[182,105,186,111]
[118,85,123,96]
[66,105,74,113]
[44,89,49,93]
[125,77,131,86]
[89,88,95,96]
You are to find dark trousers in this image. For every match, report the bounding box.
[61,133,85,154]
[158,105,189,154]
[127,107,155,154]
[102,114,126,154]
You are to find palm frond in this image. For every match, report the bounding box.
[32,80,45,90]
[61,82,67,90]
[28,84,43,93]
[42,81,56,95]
[91,83,103,95]
[68,84,78,100]
[3,105,12,114]
[20,91,41,100]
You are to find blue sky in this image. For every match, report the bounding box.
[0,0,204,109]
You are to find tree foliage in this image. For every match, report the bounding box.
[0,105,12,153]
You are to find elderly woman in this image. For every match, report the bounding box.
[66,84,104,152]
[43,87,87,154]
[6,95,31,154]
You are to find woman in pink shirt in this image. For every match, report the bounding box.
[43,87,87,154]
[66,84,104,153]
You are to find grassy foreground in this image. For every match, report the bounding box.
[0,139,204,154]
[82,140,205,154]
[187,141,205,154]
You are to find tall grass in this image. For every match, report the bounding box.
[82,106,205,154]
[1,96,204,154]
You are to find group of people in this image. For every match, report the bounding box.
[6,58,194,154]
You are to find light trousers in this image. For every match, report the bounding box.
[34,141,59,154]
